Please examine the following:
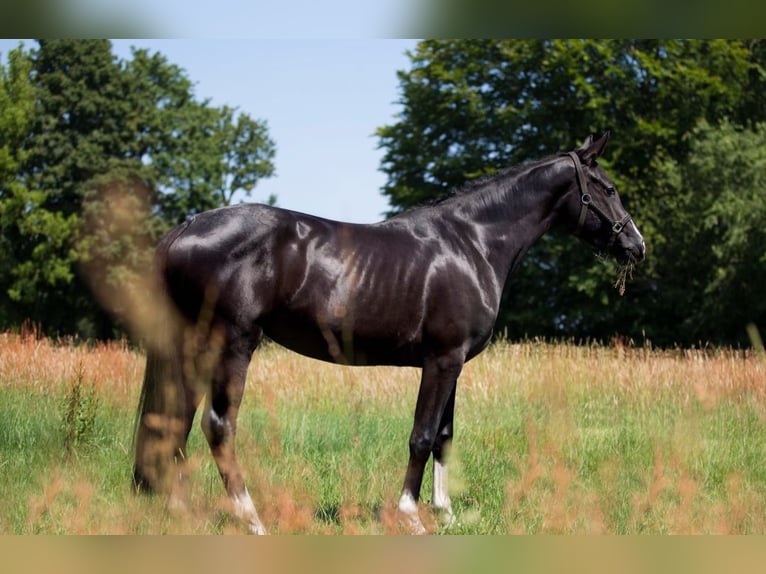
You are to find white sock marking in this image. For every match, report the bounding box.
[432,460,455,527]
[232,488,267,535]
[432,460,451,510]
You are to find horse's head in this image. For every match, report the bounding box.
[563,132,645,266]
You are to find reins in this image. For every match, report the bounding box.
[567,151,632,249]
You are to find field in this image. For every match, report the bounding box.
[1,330,765,534]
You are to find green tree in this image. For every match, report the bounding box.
[13,40,137,337]
[0,45,35,329]
[0,40,276,338]
[378,39,766,346]
[655,120,766,344]
[124,48,276,223]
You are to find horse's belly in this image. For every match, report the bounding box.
[260,312,422,367]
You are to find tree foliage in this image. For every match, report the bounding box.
[656,120,766,344]
[0,40,276,338]
[378,40,766,346]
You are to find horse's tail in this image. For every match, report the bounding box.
[132,219,194,493]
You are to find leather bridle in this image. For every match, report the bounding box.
[567,151,633,249]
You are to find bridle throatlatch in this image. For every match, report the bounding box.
[567,151,633,250]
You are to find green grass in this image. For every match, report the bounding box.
[1,336,766,534]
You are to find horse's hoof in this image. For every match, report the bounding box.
[436,506,456,529]
[397,492,428,534]
[167,493,188,513]
[397,510,428,535]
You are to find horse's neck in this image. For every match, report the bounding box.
[449,159,568,284]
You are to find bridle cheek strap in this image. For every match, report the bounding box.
[567,151,632,249]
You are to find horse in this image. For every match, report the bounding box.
[132,132,645,534]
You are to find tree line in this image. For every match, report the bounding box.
[377,39,766,347]
[2,39,764,347]
[0,40,276,339]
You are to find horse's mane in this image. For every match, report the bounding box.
[390,153,560,216]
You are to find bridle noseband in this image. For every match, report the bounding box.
[567,151,632,249]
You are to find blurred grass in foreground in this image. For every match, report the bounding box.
[1,331,765,534]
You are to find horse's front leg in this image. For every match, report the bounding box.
[431,384,456,528]
[398,350,462,534]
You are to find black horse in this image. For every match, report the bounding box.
[133,132,645,533]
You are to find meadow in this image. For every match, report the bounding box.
[1,329,765,534]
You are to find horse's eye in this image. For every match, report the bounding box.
[606,186,616,197]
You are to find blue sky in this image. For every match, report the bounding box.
[1,39,419,223]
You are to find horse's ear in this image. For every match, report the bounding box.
[576,131,610,165]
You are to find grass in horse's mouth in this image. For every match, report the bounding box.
[594,251,634,296]
[613,262,634,296]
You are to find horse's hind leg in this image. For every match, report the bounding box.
[201,328,266,534]
[134,334,202,497]
[167,369,204,512]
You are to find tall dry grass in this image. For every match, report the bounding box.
[0,327,144,407]
[1,330,765,534]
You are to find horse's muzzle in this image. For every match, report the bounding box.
[617,237,645,265]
